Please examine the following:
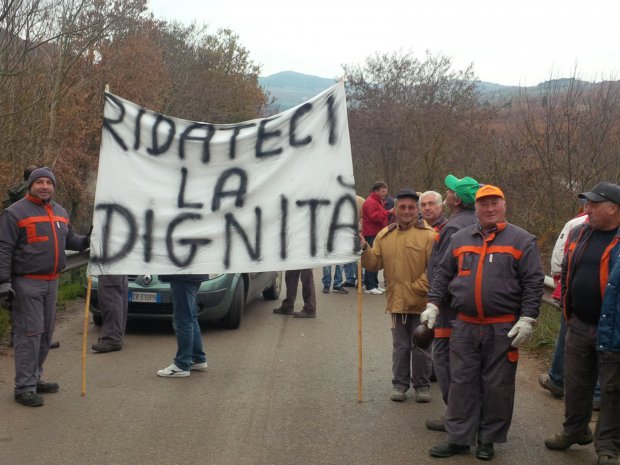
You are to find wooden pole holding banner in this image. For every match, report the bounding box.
[357,259,363,402]
[81,275,92,396]
[81,83,109,396]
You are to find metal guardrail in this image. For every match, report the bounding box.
[65,250,90,272]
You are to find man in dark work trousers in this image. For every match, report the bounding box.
[273,269,317,318]
[92,275,129,353]
[545,182,620,465]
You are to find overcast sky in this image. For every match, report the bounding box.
[147,0,619,86]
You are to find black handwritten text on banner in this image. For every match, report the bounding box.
[87,83,358,275]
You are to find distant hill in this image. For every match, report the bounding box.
[260,71,604,110]
[259,71,337,111]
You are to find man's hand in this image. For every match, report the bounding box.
[420,303,439,329]
[359,233,368,252]
[82,225,93,251]
[0,282,15,308]
[507,316,537,347]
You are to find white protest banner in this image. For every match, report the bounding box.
[87,82,358,275]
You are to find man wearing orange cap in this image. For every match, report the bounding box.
[421,184,545,460]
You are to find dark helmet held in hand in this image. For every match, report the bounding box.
[412,323,435,350]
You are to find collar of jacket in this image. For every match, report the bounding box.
[391,215,428,232]
[25,193,46,205]
[474,221,507,237]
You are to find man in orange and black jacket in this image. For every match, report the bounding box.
[0,167,89,407]
[421,184,545,460]
[545,182,620,465]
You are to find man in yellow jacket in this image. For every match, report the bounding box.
[361,188,436,402]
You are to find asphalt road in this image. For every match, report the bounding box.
[0,269,599,465]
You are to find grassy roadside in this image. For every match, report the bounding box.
[526,301,562,364]
[0,267,87,343]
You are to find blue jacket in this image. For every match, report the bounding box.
[598,230,620,352]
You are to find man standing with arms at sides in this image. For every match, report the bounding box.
[361,188,436,402]
[422,184,544,460]
[420,191,448,232]
[425,175,480,432]
[0,167,89,406]
[545,182,620,465]
[273,269,317,318]
[362,181,392,295]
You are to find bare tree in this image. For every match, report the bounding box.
[344,51,493,194]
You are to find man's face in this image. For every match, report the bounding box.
[375,187,388,199]
[584,200,620,231]
[445,190,458,211]
[394,197,418,227]
[29,177,55,201]
[419,194,443,225]
[475,196,506,230]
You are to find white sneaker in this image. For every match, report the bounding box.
[191,361,208,372]
[157,363,190,378]
[364,288,384,295]
[377,286,386,292]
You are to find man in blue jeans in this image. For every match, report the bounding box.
[157,274,210,378]
[322,265,348,294]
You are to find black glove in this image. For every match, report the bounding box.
[82,225,93,250]
[0,282,15,309]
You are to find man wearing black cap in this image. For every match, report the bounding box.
[361,188,436,402]
[545,182,620,465]
[0,167,89,407]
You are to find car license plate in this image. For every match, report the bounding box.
[129,292,160,303]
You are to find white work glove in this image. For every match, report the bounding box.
[507,316,537,347]
[420,303,439,329]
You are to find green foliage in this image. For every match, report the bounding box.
[58,281,87,301]
[528,302,562,354]
[58,268,87,301]
[0,307,10,342]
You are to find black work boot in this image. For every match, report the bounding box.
[15,391,44,407]
[429,442,470,458]
[36,381,59,394]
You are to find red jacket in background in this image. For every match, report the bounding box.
[362,192,390,237]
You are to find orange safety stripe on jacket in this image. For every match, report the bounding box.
[473,223,507,321]
[46,203,61,276]
[486,245,523,260]
[452,245,483,256]
[24,273,60,280]
[434,328,452,338]
[458,313,516,325]
[17,215,69,244]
